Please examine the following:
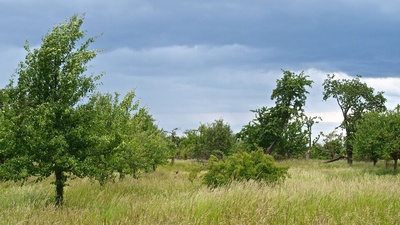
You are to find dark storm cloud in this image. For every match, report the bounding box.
[1,0,400,134]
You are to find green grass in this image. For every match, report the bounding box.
[1,159,400,224]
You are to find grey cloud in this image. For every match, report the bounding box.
[94,44,271,78]
[2,0,400,134]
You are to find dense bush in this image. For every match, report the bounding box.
[203,150,289,188]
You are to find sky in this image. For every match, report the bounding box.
[1,1,400,138]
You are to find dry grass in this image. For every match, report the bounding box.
[1,159,400,224]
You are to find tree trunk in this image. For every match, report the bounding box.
[390,152,399,170]
[119,171,125,181]
[344,126,353,165]
[324,155,346,163]
[55,168,66,206]
[347,150,353,164]
[346,138,353,164]
[266,140,277,155]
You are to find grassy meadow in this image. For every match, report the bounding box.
[1,159,400,224]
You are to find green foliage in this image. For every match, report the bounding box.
[0,14,172,205]
[353,106,400,169]
[238,70,312,157]
[188,164,204,183]
[0,14,102,205]
[308,143,327,159]
[180,119,235,160]
[203,150,289,188]
[322,74,387,163]
[322,131,345,159]
[83,92,172,182]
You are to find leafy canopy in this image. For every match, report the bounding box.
[238,70,313,157]
[0,15,172,206]
[180,119,235,160]
[353,106,400,169]
[322,74,386,164]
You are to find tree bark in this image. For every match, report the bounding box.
[390,152,399,170]
[373,158,378,166]
[324,155,346,163]
[347,150,353,164]
[266,140,277,155]
[345,135,353,164]
[55,168,66,206]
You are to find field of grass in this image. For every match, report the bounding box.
[1,159,400,224]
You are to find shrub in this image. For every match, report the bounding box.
[203,150,289,188]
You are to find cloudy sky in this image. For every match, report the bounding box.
[1,1,400,137]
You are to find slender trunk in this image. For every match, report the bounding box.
[394,159,398,170]
[266,140,277,155]
[343,118,353,165]
[345,137,353,164]
[55,168,66,206]
[373,158,377,166]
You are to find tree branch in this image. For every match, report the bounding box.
[324,155,347,163]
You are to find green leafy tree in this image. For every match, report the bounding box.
[86,92,172,181]
[180,129,202,160]
[323,74,386,164]
[201,119,235,157]
[181,119,235,160]
[166,128,180,163]
[0,15,104,205]
[81,91,138,182]
[308,143,326,159]
[352,111,383,166]
[322,131,345,159]
[353,107,400,169]
[134,108,172,172]
[238,70,313,157]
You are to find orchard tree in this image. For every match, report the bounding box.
[353,107,400,169]
[352,111,383,166]
[84,92,172,181]
[201,119,235,157]
[238,70,313,157]
[323,74,386,164]
[180,119,235,160]
[166,128,180,163]
[180,129,202,159]
[322,131,345,160]
[0,15,106,205]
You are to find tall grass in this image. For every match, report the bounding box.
[1,159,399,224]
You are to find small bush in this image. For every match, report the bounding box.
[203,150,289,188]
